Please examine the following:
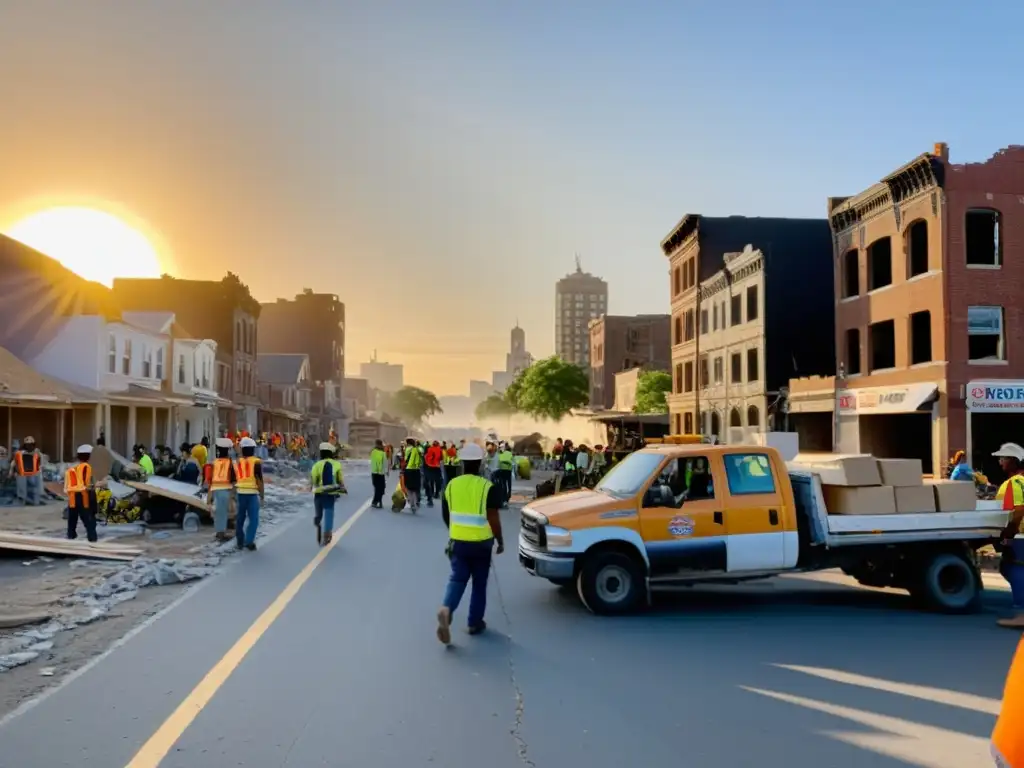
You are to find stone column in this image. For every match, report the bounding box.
[127,405,137,450]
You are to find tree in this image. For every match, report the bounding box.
[387,386,442,425]
[633,370,672,414]
[475,393,514,422]
[511,356,589,421]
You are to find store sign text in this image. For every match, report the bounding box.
[966,381,1024,412]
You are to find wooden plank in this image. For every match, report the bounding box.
[123,480,211,512]
[0,539,136,561]
[0,532,143,554]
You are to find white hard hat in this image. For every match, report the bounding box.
[459,443,485,462]
[319,442,334,452]
[993,443,1024,461]
[77,444,93,454]
[215,437,233,449]
[240,437,257,448]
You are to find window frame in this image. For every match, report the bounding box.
[723,452,777,496]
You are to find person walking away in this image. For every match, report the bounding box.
[424,441,444,507]
[234,437,265,550]
[994,443,1024,628]
[65,445,99,542]
[311,442,346,545]
[403,438,423,511]
[497,443,514,507]
[993,636,1024,765]
[443,441,459,488]
[369,439,388,508]
[203,437,236,541]
[436,442,504,644]
[13,436,42,506]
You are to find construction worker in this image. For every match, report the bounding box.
[369,439,388,508]
[424,440,444,507]
[497,443,514,507]
[133,445,155,476]
[65,445,98,542]
[234,436,264,551]
[13,436,42,506]
[993,636,1024,765]
[994,443,1024,629]
[436,442,504,645]
[403,437,423,511]
[311,441,346,545]
[443,441,459,488]
[204,437,236,542]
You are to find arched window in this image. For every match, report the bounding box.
[747,405,760,428]
[710,411,721,438]
[730,408,742,427]
[905,219,929,277]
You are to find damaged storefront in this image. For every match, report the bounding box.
[965,380,1024,482]
[836,382,940,473]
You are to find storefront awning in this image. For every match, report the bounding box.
[838,383,938,415]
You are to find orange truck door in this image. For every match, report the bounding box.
[639,453,727,577]
[720,451,788,572]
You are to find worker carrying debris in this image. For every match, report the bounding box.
[234,437,264,551]
[204,437,237,542]
[311,442,346,546]
[13,436,43,506]
[65,444,99,542]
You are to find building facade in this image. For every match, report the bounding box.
[257,353,312,435]
[589,314,671,410]
[359,354,404,394]
[661,215,834,441]
[556,261,607,367]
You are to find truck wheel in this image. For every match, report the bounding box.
[913,552,982,614]
[576,550,644,615]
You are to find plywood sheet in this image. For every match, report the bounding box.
[124,479,210,512]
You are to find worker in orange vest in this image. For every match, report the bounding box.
[65,444,99,542]
[993,637,1024,765]
[203,437,237,542]
[13,436,42,506]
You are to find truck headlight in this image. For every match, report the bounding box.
[545,526,572,548]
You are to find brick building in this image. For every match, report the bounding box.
[588,314,670,410]
[661,215,834,440]
[112,273,262,432]
[556,261,608,367]
[788,142,1024,479]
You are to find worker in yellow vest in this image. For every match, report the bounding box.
[204,437,236,542]
[435,442,504,645]
[403,437,423,512]
[65,444,99,542]
[497,444,514,507]
[233,437,264,551]
[994,443,1024,628]
[369,439,388,509]
[311,442,346,545]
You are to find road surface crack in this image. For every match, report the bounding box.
[491,562,536,768]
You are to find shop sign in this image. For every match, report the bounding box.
[966,380,1024,413]
[837,384,937,415]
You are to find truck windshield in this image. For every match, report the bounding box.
[594,452,665,498]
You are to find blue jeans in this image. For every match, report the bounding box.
[211,489,231,533]
[236,493,260,546]
[443,539,493,627]
[313,494,336,533]
[1003,538,1024,608]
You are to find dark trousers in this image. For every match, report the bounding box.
[496,469,512,505]
[443,539,494,627]
[67,491,98,542]
[425,467,443,502]
[371,473,386,506]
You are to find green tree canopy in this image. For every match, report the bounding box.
[385,386,442,425]
[475,393,515,422]
[510,356,589,421]
[633,370,672,414]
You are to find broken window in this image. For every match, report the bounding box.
[869,319,896,371]
[907,220,929,277]
[845,328,861,375]
[968,306,1005,361]
[910,310,932,364]
[867,237,893,290]
[965,209,1001,266]
[843,249,859,297]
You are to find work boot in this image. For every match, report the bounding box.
[998,614,1024,628]
[315,520,322,545]
[436,606,452,646]
[245,542,257,551]
[323,530,333,547]
[468,620,487,636]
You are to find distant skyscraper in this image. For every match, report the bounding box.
[506,323,532,375]
[555,256,608,367]
[359,350,404,393]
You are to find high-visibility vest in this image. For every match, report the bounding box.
[369,449,387,474]
[209,458,234,492]
[311,459,343,494]
[498,451,514,471]
[64,463,92,509]
[15,451,40,477]
[444,449,458,466]
[993,637,1024,766]
[445,475,494,543]
[405,446,422,470]
[234,456,261,494]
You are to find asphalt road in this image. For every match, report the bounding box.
[0,474,1018,768]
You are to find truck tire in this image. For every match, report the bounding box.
[913,552,982,614]
[576,550,644,615]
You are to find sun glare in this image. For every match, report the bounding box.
[3,206,164,287]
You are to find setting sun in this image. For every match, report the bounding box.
[3,206,164,287]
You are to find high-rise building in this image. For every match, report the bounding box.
[506,324,532,374]
[555,258,607,367]
[359,352,404,394]
[258,289,345,384]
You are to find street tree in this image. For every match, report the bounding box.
[388,386,442,425]
[633,370,672,414]
[511,356,589,421]
[475,393,515,422]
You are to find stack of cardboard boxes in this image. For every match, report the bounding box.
[791,454,979,516]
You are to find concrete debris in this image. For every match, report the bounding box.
[39,667,55,677]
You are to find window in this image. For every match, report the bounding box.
[724,453,776,495]
[593,451,666,497]
[910,310,932,364]
[907,220,929,277]
[156,347,164,379]
[713,356,723,384]
[730,294,742,326]
[673,267,681,295]
[236,320,243,349]
[700,308,709,335]
[968,306,1005,362]
[868,237,893,290]
[747,348,759,382]
[107,334,117,373]
[845,328,861,375]
[684,310,695,342]
[654,455,715,506]
[746,285,759,321]
[730,352,742,383]
[712,304,719,331]
[730,408,741,427]
[178,354,186,384]
[843,249,860,297]
[122,338,132,375]
[965,209,1001,266]
[683,412,694,434]
[684,362,694,392]
[747,405,760,428]
[699,355,709,387]
[142,347,152,378]
[674,315,682,344]
[869,319,896,371]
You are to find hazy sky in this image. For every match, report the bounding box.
[1,1,1021,394]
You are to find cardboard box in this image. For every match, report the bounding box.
[823,485,896,515]
[894,485,936,513]
[791,454,882,486]
[876,459,923,487]
[926,480,979,513]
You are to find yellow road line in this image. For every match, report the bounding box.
[125,499,372,768]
